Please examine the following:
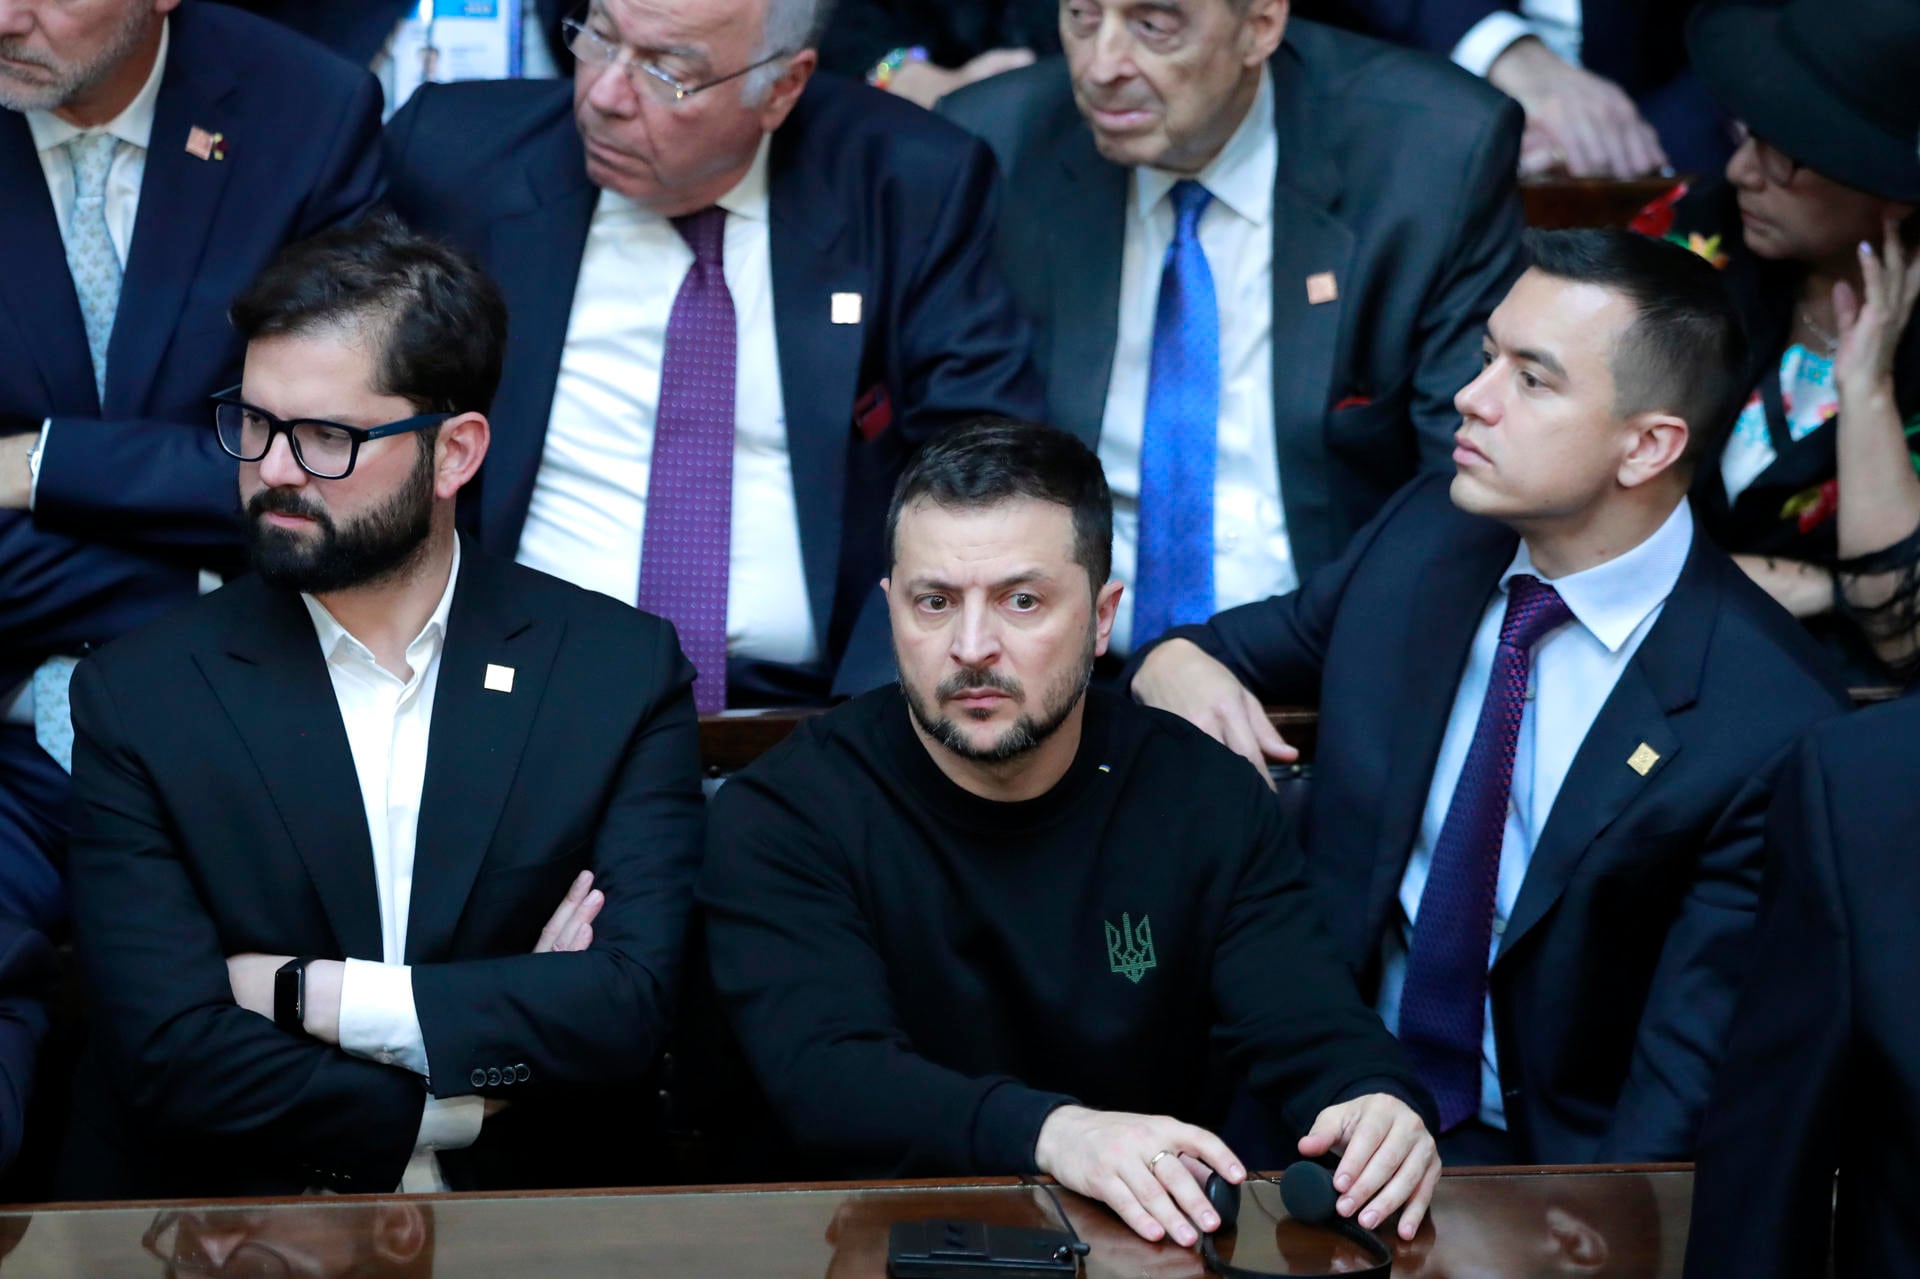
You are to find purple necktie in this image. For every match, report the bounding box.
[1397,574,1573,1131]
[638,206,735,715]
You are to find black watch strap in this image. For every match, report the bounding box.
[274,956,320,1035]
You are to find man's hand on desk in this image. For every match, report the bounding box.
[1033,1104,1245,1247]
[1298,1093,1441,1241]
[1130,639,1298,787]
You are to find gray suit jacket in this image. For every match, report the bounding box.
[940,21,1524,577]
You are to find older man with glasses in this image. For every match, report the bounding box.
[384,0,1043,715]
[53,215,707,1200]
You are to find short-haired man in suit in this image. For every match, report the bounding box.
[704,420,1441,1248]
[0,0,383,942]
[938,0,1525,666]
[57,217,705,1199]
[383,0,1044,713]
[1684,692,1920,1279]
[1132,230,1851,1165]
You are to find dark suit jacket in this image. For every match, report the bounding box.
[0,2,383,696]
[1144,474,1849,1162]
[0,916,52,1176]
[55,543,705,1199]
[382,74,1044,702]
[1684,695,1920,1279]
[938,24,1524,581]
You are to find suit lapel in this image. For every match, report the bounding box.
[0,113,95,410]
[477,125,598,557]
[195,584,383,961]
[1043,128,1126,449]
[769,114,869,653]
[1366,518,1518,941]
[1263,45,1355,577]
[111,22,238,416]
[1497,529,1718,959]
[406,544,564,962]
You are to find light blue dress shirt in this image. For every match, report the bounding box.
[1376,499,1694,1129]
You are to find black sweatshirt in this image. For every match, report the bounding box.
[700,687,1431,1177]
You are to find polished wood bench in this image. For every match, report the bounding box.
[1522,176,1681,228]
[0,1165,1695,1277]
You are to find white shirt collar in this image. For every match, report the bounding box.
[1500,499,1695,654]
[1133,64,1275,229]
[302,539,464,679]
[597,132,772,223]
[25,16,169,155]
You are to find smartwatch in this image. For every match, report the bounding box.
[274,956,321,1035]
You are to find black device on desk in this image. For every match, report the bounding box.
[887,1220,1082,1278]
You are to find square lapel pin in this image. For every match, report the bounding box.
[484,664,515,694]
[186,127,226,161]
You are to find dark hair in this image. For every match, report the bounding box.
[887,419,1113,590]
[230,211,507,417]
[1523,227,1751,463]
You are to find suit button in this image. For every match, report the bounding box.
[487,1067,503,1086]
[516,1063,531,1083]
[471,1068,486,1088]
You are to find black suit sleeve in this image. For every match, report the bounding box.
[1342,0,1518,58]
[67,657,424,1192]
[1215,773,1435,1137]
[31,72,385,550]
[409,622,704,1095]
[1406,97,1524,469]
[701,775,1073,1176]
[0,917,51,1175]
[1682,734,1846,1278]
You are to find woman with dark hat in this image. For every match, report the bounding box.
[1659,0,1920,682]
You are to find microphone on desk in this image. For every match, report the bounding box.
[1199,1161,1395,1279]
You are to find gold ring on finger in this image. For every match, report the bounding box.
[1147,1149,1174,1172]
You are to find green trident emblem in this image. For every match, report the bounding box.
[1105,912,1157,984]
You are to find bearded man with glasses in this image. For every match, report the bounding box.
[383,0,1043,716]
[53,215,706,1200]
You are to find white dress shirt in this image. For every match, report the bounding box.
[515,135,819,669]
[1375,498,1694,1130]
[302,541,486,1193]
[1101,67,1288,657]
[1453,0,1584,77]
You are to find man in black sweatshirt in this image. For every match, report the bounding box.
[702,421,1439,1248]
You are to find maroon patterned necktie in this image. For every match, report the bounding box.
[1397,573,1572,1131]
[638,206,735,714]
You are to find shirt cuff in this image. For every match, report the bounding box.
[27,421,49,511]
[972,1081,1077,1174]
[1452,12,1537,78]
[337,958,431,1078]
[416,1093,486,1157]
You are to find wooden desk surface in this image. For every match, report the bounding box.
[0,1167,1693,1278]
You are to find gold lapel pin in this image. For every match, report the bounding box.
[483,663,515,694]
[1306,271,1338,305]
[1627,743,1660,776]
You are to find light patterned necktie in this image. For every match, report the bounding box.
[1132,179,1219,649]
[64,131,122,403]
[32,655,80,774]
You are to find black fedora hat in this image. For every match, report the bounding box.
[1688,0,1920,202]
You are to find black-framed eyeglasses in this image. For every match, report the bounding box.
[1729,120,1803,186]
[561,7,793,104]
[142,1209,295,1279]
[212,386,452,481]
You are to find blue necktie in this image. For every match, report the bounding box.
[1397,575,1573,1131]
[1132,180,1218,648]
